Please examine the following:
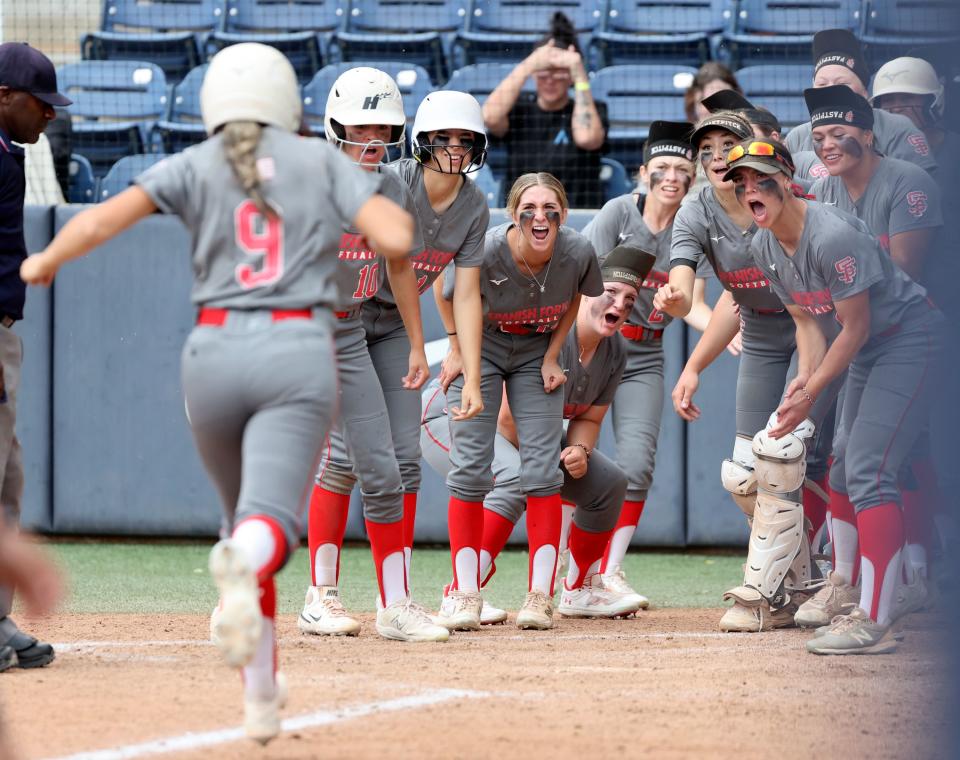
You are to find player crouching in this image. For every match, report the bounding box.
[421,246,656,623]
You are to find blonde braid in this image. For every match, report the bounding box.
[221,121,271,217]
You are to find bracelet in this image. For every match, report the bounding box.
[800,386,816,405]
[446,330,457,336]
[572,442,591,459]
[574,81,591,92]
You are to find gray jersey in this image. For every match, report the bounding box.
[810,157,942,254]
[671,188,784,311]
[582,193,709,331]
[375,158,489,304]
[481,223,604,333]
[750,201,932,345]
[334,168,424,310]
[559,325,626,418]
[137,127,380,309]
[785,109,937,176]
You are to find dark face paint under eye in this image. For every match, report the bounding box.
[757,177,784,201]
[545,210,561,225]
[649,170,665,188]
[590,292,617,320]
[734,183,746,201]
[699,150,714,167]
[836,133,863,159]
[519,210,535,227]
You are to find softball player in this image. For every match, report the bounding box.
[309,91,489,608]
[784,29,937,177]
[802,84,943,624]
[422,246,656,621]
[19,44,416,742]
[723,136,944,654]
[580,121,711,603]
[299,67,448,643]
[655,112,839,633]
[439,172,604,631]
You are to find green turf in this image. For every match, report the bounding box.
[40,541,743,614]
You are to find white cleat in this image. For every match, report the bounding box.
[298,586,361,637]
[480,599,508,625]
[209,539,262,668]
[558,574,643,618]
[244,672,288,745]
[891,572,929,621]
[376,598,450,642]
[600,565,650,610]
[516,590,555,630]
[433,589,482,631]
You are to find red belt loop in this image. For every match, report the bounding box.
[619,323,664,342]
[499,324,532,335]
[272,309,313,322]
[334,310,354,320]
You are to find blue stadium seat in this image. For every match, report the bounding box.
[591,64,696,171]
[302,61,433,129]
[208,0,347,83]
[81,0,224,82]
[333,0,468,85]
[861,0,960,66]
[721,0,862,67]
[152,64,208,153]
[589,0,731,69]
[59,61,168,177]
[98,154,171,200]
[68,154,97,204]
[454,0,603,67]
[736,64,814,128]
[470,163,502,206]
[600,157,633,203]
[442,62,534,103]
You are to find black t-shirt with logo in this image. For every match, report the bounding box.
[502,92,609,209]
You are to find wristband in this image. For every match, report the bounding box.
[446,330,457,336]
[572,442,591,459]
[574,81,591,92]
[800,386,816,405]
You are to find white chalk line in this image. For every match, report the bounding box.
[43,687,496,760]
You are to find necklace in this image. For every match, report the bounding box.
[516,243,552,293]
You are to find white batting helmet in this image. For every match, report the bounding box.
[411,90,487,174]
[324,67,406,154]
[201,43,301,136]
[871,56,945,120]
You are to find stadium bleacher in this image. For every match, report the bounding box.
[62,0,957,204]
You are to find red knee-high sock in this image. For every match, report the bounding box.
[402,492,418,553]
[306,486,350,586]
[857,502,904,625]
[803,475,829,545]
[365,518,407,607]
[600,499,646,574]
[448,497,484,592]
[829,487,860,584]
[526,494,562,594]
[480,508,515,587]
[566,525,612,591]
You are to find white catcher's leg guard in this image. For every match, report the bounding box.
[725,414,815,610]
[720,436,757,523]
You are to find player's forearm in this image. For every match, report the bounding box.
[566,417,601,452]
[482,64,531,137]
[791,314,827,379]
[546,295,581,362]
[663,266,696,318]
[685,297,740,372]
[432,276,459,350]
[385,258,425,351]
[356,196,413,259]
[806,322,867,400]
[571,87,605,151]
[453,286,482,383]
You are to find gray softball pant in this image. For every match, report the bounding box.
[316,313,405,524]
[610,340,664,502]
[737,308,838,479]
[446,328,564,502]
[0,325,25,629]
[829,318,943,512]
[421,382,625,532]
[181,310,339,552]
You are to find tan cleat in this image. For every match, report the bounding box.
[209,539,262,668]
[433,589,482,631]
[244,672,288,745]
[719,600,798,632]
[806,608,898,655]
[376,599,450,642]
[298,586,361,636]
[516,590,555,630]
[794,571,860,628]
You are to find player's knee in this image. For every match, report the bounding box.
[319,466,357,495]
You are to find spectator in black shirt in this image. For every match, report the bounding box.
[483,13,608,208]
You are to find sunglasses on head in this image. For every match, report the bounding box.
[726,141,776,163]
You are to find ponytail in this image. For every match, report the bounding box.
[221,121,272,217]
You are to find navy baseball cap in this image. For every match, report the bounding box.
[0,43,71,106]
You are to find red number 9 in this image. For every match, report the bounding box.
[234,200,284,289]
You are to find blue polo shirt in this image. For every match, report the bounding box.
[0,128,26,321]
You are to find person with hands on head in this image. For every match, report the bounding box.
[421,245,653,624]
[724,135,944,655]
[298,67,449,644]
[437,172,604,632]
[656,114,839,634]
[21,43,417,743]
[482,12,607,208]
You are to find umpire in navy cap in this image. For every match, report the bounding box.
[0,42,70,673]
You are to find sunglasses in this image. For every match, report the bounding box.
[726,141,775,163]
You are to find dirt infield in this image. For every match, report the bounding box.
[1,608,950,760]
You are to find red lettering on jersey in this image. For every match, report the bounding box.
[791,288,835,315]
[640,270,668,290]
[907,190,928,218]
[908,133,930,156]
[809,162,828,179]
[486,302,571,330]
[563,402,591,420]
[834,255,857,284]
[234,200,284,289]
[717,267,771,289]
[338,232,377,261]
[410,248,456,292]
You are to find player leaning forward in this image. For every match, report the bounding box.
[724,137,944,654]
[20,44,416,740]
